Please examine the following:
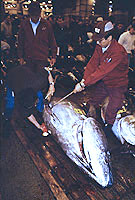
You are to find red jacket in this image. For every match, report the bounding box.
[83,39,128,87]
[18,18,57,61]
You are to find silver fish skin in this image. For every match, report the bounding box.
[112,114,135,145]
[43,99,113,188]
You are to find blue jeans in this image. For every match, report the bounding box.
[5,87,44,119]
[5,87,14,119]
[36,91,44,112]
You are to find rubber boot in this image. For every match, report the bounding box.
[86,103,104,126]
[103,123,113,140]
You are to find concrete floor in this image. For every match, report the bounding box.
[0,130,55,200]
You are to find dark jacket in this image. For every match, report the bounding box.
[7,65,48,95]
[83,39,128,87]
[18,18,57,61]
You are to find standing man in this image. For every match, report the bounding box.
[73,21,128,135]
[18,1,57,72]
[118,25,135,66]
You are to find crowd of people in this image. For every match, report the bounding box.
[1,1,135,141]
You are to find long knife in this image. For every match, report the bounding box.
[52,90,74,107]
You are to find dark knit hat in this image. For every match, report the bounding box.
[93,21,114,41]
[28,1,41,16]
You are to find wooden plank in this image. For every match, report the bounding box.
[41,137,108,200]
[12,119,71,200]
[12,117,94,200]
[11,110,135,200]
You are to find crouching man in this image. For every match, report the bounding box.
[2,64,55,137]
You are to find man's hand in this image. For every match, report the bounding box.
[49,58,56,66]
[73,81,85,93]
[19,58,25,65]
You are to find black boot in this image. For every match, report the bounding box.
[86,104,104,126]
[103,123,116,143]
[103,123,113,139]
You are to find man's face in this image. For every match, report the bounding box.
[30,14,40,24]
[6,16,11,23]
[129,28,135,35]
[97,36,112,48]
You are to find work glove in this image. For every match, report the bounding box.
[73,79,85,93]
[40,122,49,136]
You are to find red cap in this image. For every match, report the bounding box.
[93,21,114,41]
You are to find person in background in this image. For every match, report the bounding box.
[113,23,125,41]
[96,17,104,23]
[47,14,56,29]
[131,16,135,26]
[53,15,69,56]
[1,14,13,45]
[73,21,128,137]
[18,1,57,72]
[1,13,15,57]
[118,25,135,66]
[2,65,55,138]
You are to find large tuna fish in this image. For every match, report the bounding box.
[43,99,113,188]
[112,114,135,145]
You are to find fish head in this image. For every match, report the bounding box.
[119,115,135,145]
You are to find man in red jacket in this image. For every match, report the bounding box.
[18,1,57,72]
[73,21,128,136]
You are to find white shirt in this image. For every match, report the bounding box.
[118,31,135,54]
[30,18,41,35]
[102,44,110,53]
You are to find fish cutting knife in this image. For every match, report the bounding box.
[52,90,74,107]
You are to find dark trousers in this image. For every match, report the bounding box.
[88,81,127,125]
